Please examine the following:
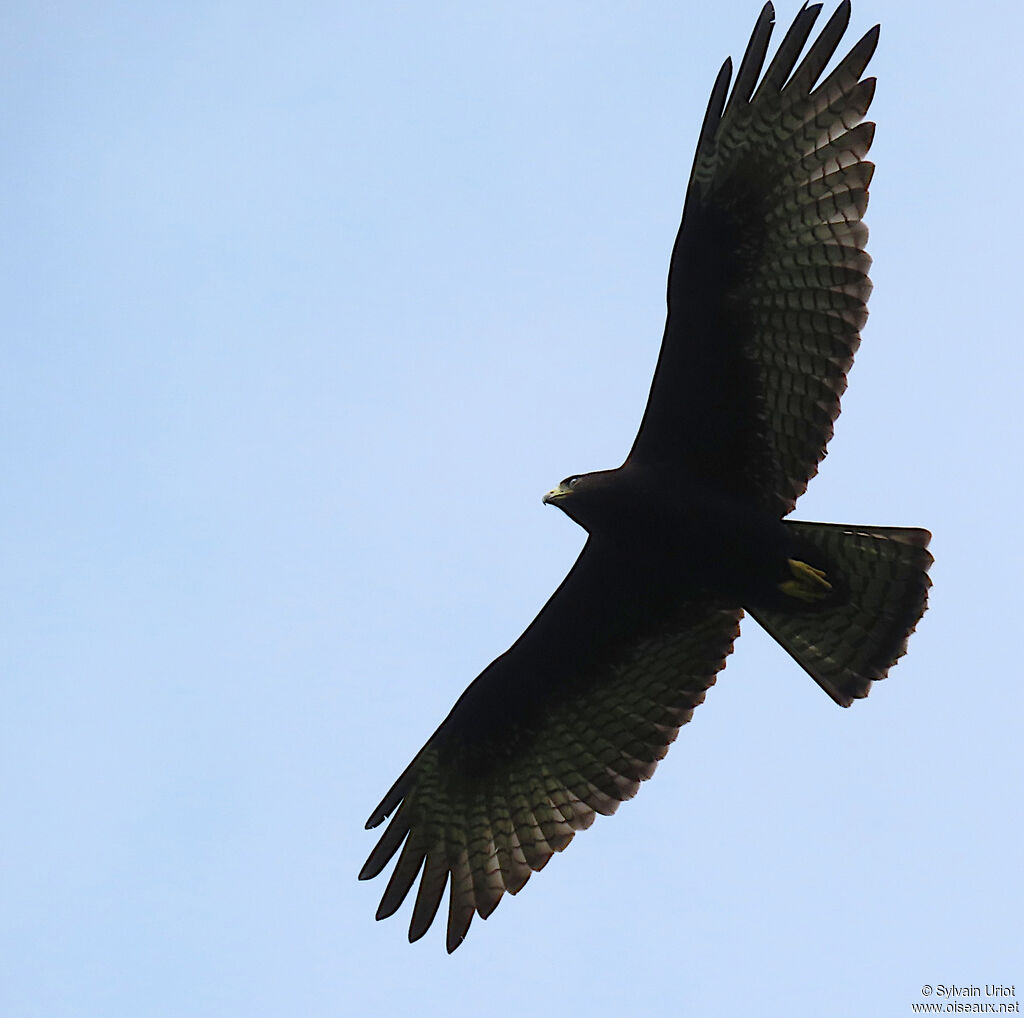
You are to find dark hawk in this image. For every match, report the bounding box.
[360,1,932,952]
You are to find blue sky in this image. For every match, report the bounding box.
[3,2,1021,1015]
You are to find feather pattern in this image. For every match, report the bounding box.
[750,523,933,705]
[360,601,741,951]
[631,1,880,517]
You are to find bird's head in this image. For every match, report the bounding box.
[542,470,620,532]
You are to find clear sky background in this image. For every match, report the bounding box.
[3,2,1021,1016]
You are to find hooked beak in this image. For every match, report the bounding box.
[542,482,572,505]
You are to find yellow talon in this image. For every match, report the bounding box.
[779,558,832,603]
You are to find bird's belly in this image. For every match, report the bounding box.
[629,495,790,605]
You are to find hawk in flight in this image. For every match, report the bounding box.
[360,1,932,952]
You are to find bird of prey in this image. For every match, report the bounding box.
[360,1,932,953]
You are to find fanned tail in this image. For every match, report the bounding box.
[749,521,932,706]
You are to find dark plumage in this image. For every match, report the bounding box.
[360,1,932,953]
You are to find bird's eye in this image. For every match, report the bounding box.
[566,475,582,488]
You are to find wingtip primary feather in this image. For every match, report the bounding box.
[695,57,734,161]
[408,851,448,942]
[725,2,777,119]
[785,1,850,94]
[752,1,822,100]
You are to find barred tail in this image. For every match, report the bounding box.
[749,521,933,707]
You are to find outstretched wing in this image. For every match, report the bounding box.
[629,1,878,516]
[360,542,741,952]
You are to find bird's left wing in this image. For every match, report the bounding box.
[628,2,878,515]
[360,543,741,952]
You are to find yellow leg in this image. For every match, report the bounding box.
[778,559,832,603]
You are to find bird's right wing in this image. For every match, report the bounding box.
[629,2,878,516]
[359,542,741,952]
